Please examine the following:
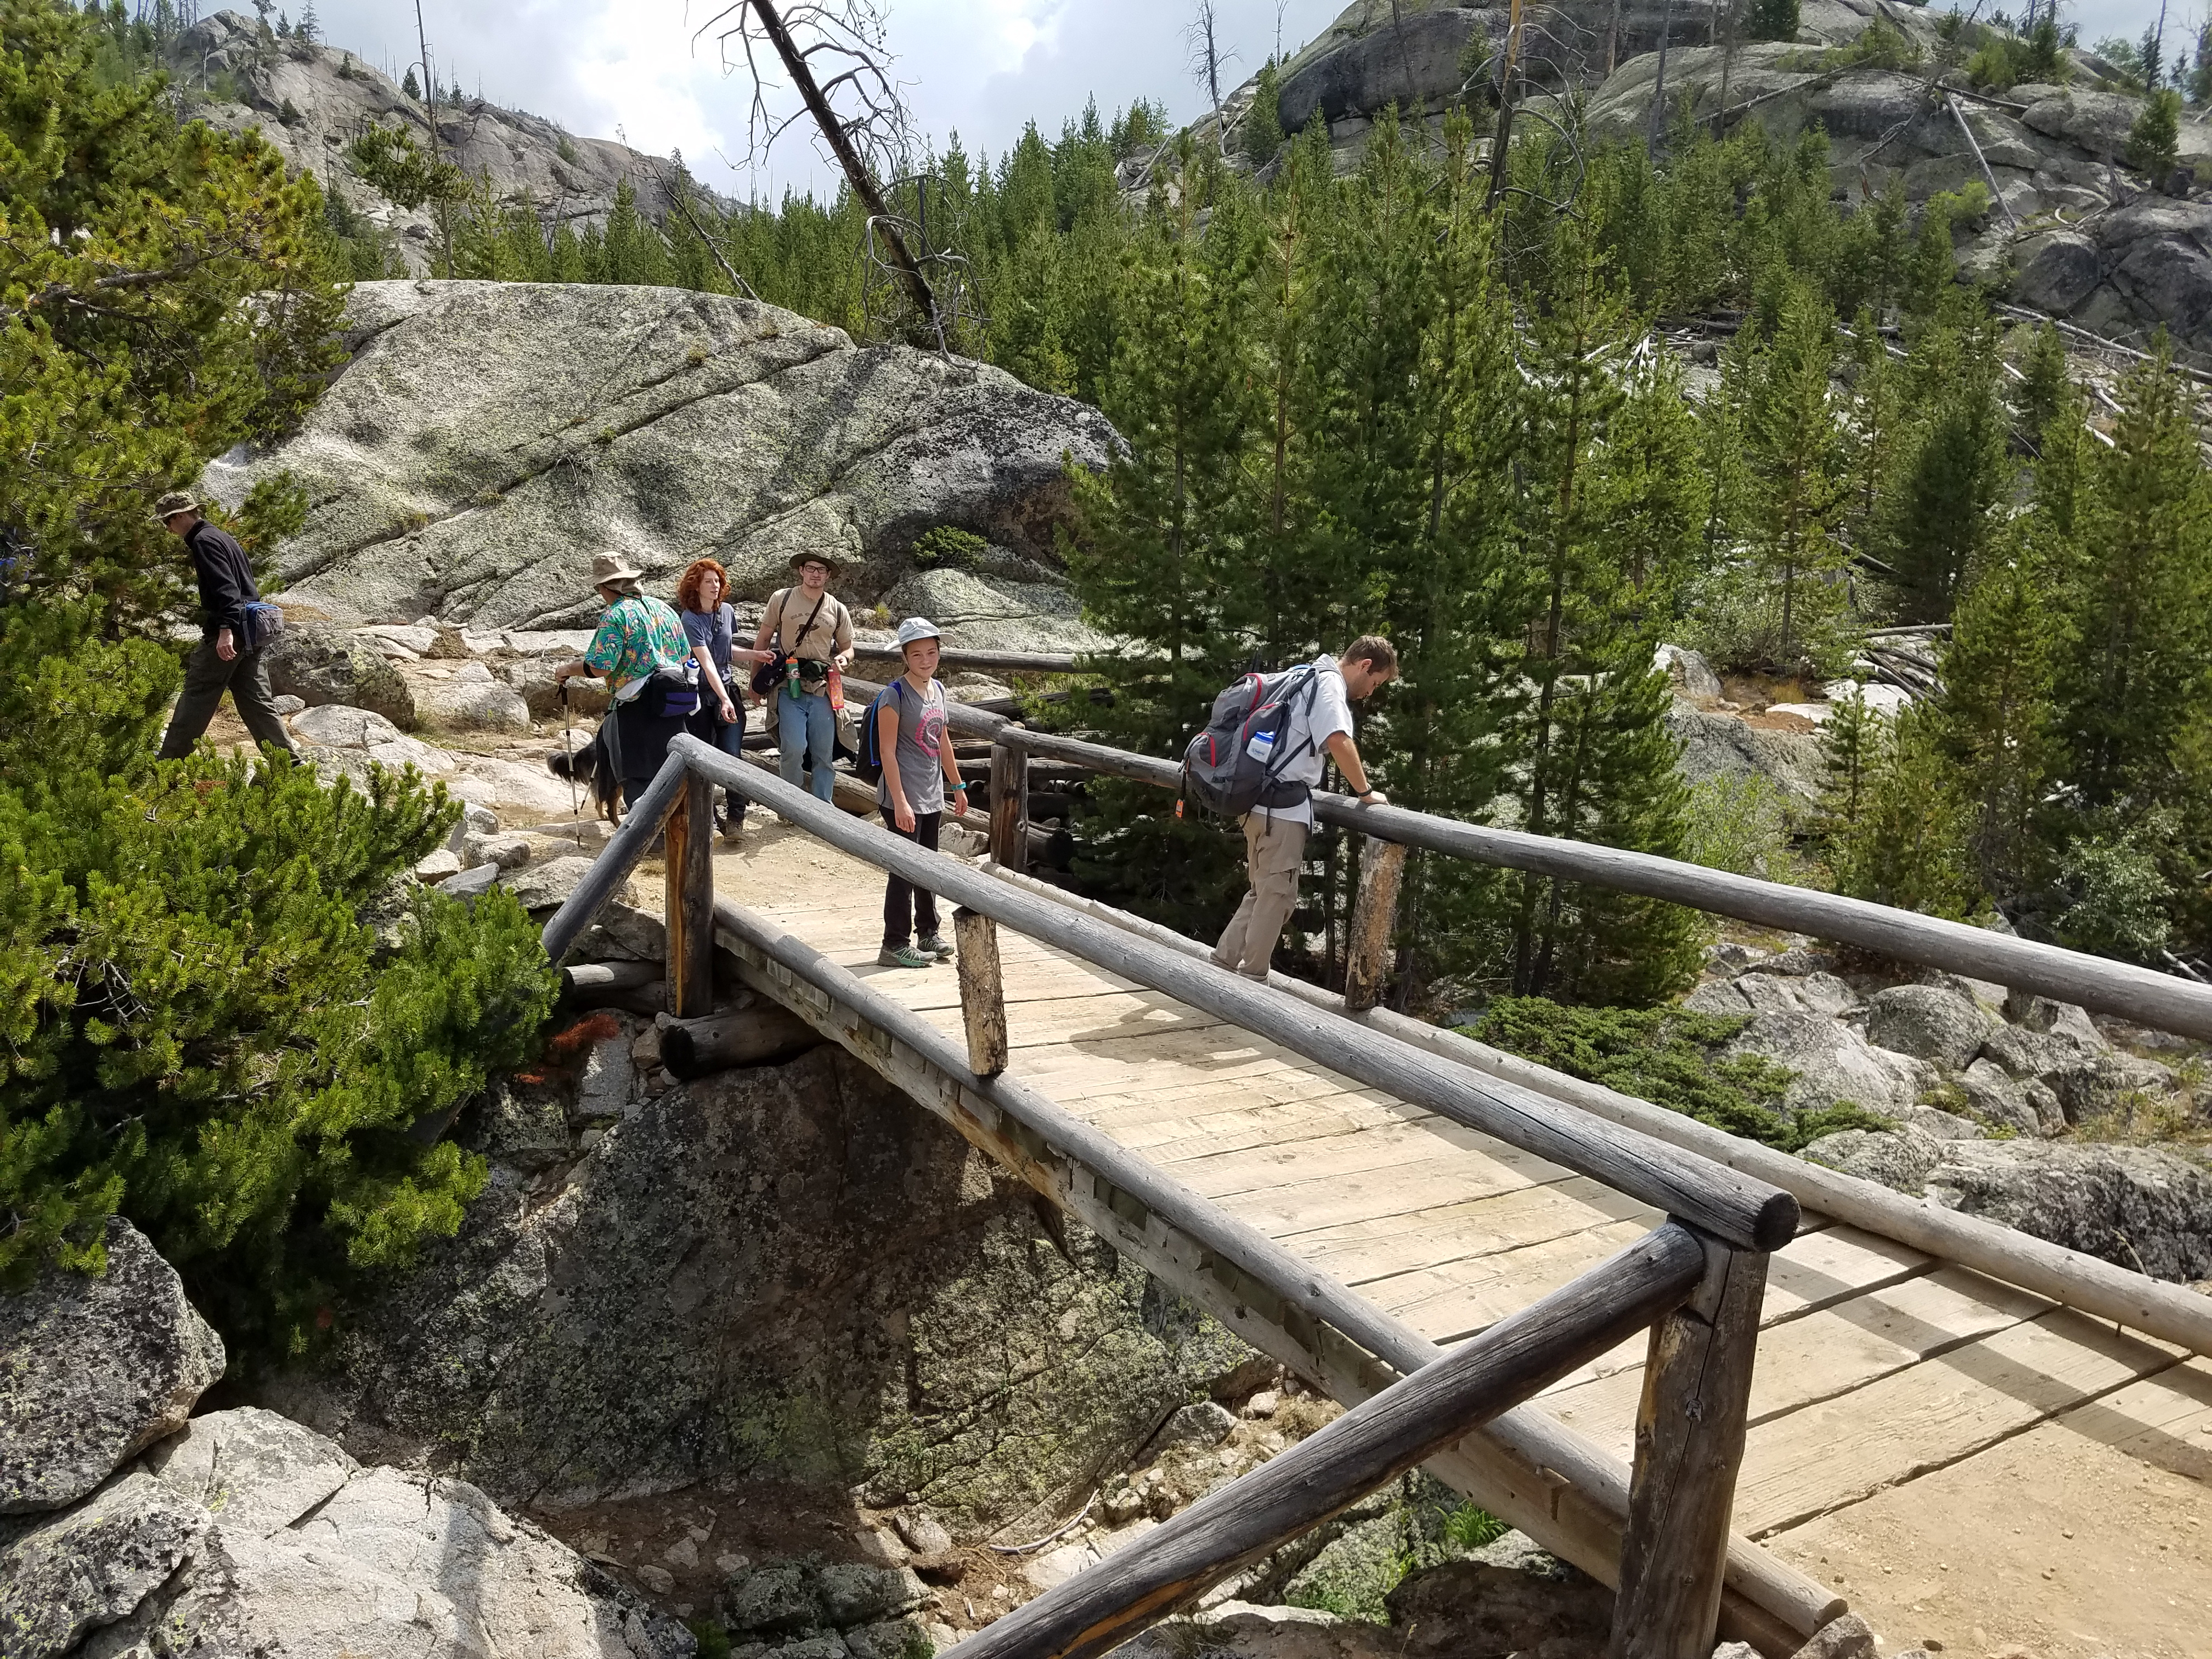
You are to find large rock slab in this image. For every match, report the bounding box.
[0,1217,225,1515]
[67,1412,693,1659]
[263,1047,1255,1531]
[207,283,1116,632]
[0,1471,209,1659]
[1666,698,1827,804]
[1863,984,1994,1071]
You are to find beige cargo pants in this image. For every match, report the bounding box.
[1211,811,1308,980]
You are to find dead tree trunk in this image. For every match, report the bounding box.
[744,0,940,335]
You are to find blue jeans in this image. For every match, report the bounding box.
[778,685,836,800]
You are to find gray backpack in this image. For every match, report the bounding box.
[1181,666,1321,819]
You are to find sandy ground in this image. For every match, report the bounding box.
[1769,1413,2211,1659]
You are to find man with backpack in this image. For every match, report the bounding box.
[1206,636,1398,981]
[152,490,298,761]
[870,618,968,969]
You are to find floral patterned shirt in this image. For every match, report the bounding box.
[584,595,691,697]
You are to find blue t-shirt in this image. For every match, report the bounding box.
[681,602,735,676]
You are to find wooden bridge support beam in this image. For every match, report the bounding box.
[1342,837,1407,1012]
[952,906,1008,1076]
[665,768,716,1019]
[1609,1239,1770,1659]
[988,742,1028,872]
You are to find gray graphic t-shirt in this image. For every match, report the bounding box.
[876,678,947,815]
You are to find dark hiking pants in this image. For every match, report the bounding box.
[157,635,297,760]
[880,808,943,947]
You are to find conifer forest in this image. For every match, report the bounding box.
[395,44,2212,1015]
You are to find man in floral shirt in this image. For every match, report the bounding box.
[554,551,730,808]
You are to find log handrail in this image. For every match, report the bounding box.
[847,676,2212,1040]
[674,736,1799,1251]
[975,859,2212,1359]
[945,1224,1713,1659]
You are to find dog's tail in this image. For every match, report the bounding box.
[548,748,587,782]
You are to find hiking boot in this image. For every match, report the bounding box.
[915,933,955,960]
[877,944,932,969]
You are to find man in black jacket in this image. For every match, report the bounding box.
[153,490,298,761]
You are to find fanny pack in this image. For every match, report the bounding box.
[647,667,699,719]
[237,601,285,653]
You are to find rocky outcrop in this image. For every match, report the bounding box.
[2,1221,687,1659]
[266,1043,1255,1531]
[167,12,712,273]
[1806,1132,2212,1279]
[210,282,1115,644]
[0,1217,225,1515]
[0,1407,695,1659]
[264,618,418,726]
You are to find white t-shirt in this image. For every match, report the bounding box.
[1259,654,1355,828]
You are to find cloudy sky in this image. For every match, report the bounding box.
[291,0,2181,200]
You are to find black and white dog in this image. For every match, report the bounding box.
[548,718,622,826]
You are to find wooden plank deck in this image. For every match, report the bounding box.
[730,855,2210,1653]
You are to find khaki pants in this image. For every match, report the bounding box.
[1212,812,1308,980]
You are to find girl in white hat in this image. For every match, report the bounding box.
[873,617,968,969]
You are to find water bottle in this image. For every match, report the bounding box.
[1245,729,1276,765]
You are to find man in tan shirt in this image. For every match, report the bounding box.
[749,552,854,801]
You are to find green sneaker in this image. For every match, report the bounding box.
[915,933,955,960]
[877,944,932,969]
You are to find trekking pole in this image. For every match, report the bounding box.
[558,677,581,832]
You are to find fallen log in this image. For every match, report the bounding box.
[660,1000,818,1077]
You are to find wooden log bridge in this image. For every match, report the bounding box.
[540,735,2212,1659]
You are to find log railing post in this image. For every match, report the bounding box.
[1607,1236,1769,1659]
[1342,837,1407,1012]
[952,905,1009,1076]
[989,741,1029,872]
[665,764,716,1019]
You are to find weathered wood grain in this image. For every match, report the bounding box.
[1342,838,1407,1013]
[953,907,1009,1076]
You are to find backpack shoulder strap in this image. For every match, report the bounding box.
[765,588,790,646]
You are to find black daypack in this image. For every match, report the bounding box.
[1181,665,1321,819]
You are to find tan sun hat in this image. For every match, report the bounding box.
[591,550,645,590]
[153,490,200,522]
[788,551,843,577]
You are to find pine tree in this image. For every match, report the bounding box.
[2053,344,2212,814]
[1936,529,2065,904]
[402,64,420,100]
[1739,284,1850,669]
[1827,704,1981,917]
[1745,0,1801,43]
[2,0,345,625]
[1887,308,2010,619]
[1062,145,1258,935]
[1240,61,1284,168]
[1838,308,1900,574]
[1491,225,1704,1005]
[2128,88,2182,180]
[2009,320,2073,452]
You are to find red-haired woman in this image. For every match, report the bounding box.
[675,557,759,838]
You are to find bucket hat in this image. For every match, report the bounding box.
[591,550,645,589]
[788,551,844,577]
[895,617,941,650]
[153,490,200,522]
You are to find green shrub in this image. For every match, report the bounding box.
[348,121,463,209]
[1684,773,1793,881]
[912,525,989,569]
[2051,828,2173,962]
[2128,89,2182,180]
[1442,1503,1510,1550]
[1745,0,1802,43]
[0,606,558,1355]
[1462,996,1890,1150]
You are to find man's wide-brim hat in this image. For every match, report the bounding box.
[153,490,199,521]
[591,550,645,589]
[788,551,843,576]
